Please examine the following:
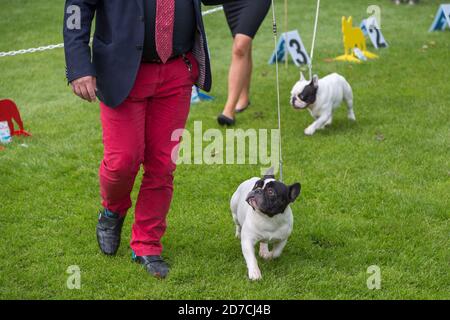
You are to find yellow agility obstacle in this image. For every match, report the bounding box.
[335,16,378,63]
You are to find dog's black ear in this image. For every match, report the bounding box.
[288,183,301,203]
[312,75,319,89]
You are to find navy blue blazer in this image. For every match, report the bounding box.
[63,0,227,108]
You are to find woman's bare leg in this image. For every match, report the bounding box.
[222,34,253,119]
[236,44,252,110]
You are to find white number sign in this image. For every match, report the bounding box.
[429,4,450,32]
[269,30,311,67]
[361,17,388,49]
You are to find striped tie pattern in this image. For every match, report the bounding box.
[155,0,175,63]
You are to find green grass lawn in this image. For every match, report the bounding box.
[0,0,449,299]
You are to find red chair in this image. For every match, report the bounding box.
[0,99,31,136]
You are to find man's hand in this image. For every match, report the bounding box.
[71,76,97,102]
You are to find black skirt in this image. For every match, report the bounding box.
[223,0,272,39]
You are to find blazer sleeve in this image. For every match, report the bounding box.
[63,0,98,83]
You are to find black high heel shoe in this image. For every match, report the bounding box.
[235,101,251,113]
[217,114,236,126]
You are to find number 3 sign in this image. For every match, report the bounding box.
[269,30,311,67]
[361,17,388,49]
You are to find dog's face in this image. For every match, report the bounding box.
[290,73,319,110]
[246,175,301,217]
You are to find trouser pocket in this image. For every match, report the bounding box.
[182,52,199,84]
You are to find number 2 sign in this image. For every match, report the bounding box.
[269,30,311,67]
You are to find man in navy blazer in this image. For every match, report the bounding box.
[64,0,226,107]
[63,0,230,278]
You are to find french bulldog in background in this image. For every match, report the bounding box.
[230,168,301,280]
[290,73,355,136]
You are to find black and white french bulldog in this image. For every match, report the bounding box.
[290,73,356,136]
[230,169,301,280]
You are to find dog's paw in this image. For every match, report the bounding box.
[259,245,273,260]
[348,112,356,121]
[259,250,273,260]
[248,267,262,281]
[304,127,315,136]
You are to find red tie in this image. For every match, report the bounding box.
[155,0,175,63]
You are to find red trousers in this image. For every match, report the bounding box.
[99,53,198,256]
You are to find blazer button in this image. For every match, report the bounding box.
[139,16,144,22]
[136,45,143,51]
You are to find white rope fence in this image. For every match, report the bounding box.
[0,6,223,58]
[0,44,64,57]
[201,5,224,16]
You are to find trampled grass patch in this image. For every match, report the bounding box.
[0,0,449,299]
